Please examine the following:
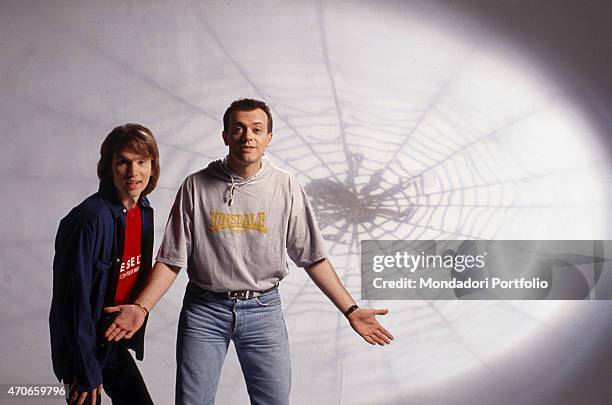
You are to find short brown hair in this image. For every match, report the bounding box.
[97,123,160,197]
[223,98,273,133]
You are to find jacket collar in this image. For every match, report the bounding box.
[98,182,150,218]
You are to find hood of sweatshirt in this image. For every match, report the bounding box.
[206,155,274,206]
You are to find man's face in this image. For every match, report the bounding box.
[111,148,152,205]
[222,108,273,170]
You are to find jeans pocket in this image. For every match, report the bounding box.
[254,292,281,307]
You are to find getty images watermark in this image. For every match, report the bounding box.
[361,240,612,300]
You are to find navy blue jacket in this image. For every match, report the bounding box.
[49,184,153,391]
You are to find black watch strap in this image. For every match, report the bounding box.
[343,304,359,318]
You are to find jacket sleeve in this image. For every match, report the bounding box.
[60,216,104,391]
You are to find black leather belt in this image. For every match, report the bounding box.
[214,284,278,300]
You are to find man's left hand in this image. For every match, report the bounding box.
[347,308,394,346]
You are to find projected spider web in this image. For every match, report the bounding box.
[137,2,609,404]
[190,4,607,405]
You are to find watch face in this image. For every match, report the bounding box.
[8,1,611,405]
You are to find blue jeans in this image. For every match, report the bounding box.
[176,282,291,405]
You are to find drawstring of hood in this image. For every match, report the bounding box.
[207,156,273,206]
[229,175,237,206]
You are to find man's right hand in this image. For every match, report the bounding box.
[103,304,146,342]
[69,381,103,405]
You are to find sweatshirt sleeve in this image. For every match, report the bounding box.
[157,176,193,268]
[286,179,328,267]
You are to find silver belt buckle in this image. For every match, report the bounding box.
[228,290,252,300]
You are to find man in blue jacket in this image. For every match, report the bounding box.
[49,124,160,405]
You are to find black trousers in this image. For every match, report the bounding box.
[101,343,154,405]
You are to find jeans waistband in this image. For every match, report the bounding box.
[187,281,278,300]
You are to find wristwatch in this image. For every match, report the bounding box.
[343,304,359,318]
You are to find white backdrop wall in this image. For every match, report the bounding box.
[1,1,612,404]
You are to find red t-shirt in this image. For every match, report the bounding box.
[114,206,142,304]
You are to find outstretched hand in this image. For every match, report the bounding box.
[103,304,146,342]
[348,308,394,346]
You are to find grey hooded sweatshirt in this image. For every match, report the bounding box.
[157,156,327,292]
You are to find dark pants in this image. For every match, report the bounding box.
[101,343,154,405]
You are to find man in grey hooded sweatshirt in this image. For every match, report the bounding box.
[103,98,394,405]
